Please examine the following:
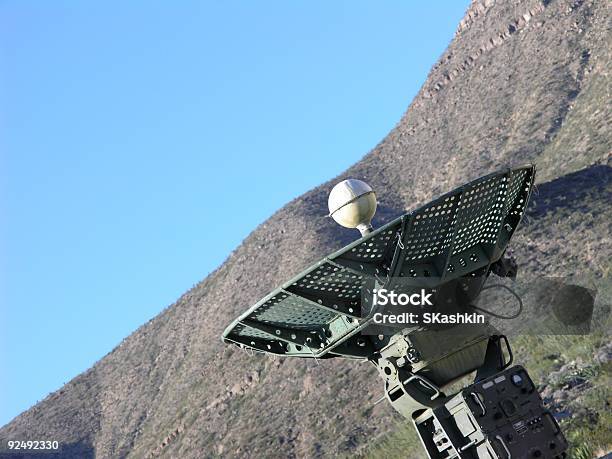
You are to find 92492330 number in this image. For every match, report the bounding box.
[7,440,59,450]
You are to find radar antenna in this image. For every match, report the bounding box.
[223,166,568,459]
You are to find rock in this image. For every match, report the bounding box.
[562,375,588,390]
[594,342,612,364]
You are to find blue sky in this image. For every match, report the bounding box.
[0,1,468,426]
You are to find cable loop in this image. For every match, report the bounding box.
[470,283,523,320]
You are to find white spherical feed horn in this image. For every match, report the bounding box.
[328,179,377,236]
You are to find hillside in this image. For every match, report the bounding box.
[1,0,610,458]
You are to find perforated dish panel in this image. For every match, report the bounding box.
[234,323,273,340]
[452,173,505,255]
[343,226,400,262]
[251,293,337,328]
[404,193,460,262]
[223,166,534,358]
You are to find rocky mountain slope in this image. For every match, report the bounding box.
[1,0,610,457]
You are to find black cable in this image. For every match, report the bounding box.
[469,284,523,320]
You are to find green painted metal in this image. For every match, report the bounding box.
[222,165,535,359]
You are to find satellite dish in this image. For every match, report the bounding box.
[222,165,569,458]
[328,179,377,236]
